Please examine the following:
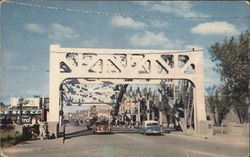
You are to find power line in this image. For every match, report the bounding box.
[4,1,250,20]
[50,49,202,55]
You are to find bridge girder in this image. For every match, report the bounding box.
[49,45,206,135]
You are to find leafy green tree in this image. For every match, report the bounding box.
[215,85,232,124]
[90,105,98,120]
[206,85,231,124]
[113,84,128,116]
[0,102,5,107]
[206,85,218,124]
[209,30,249,123]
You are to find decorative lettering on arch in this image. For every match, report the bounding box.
[59,53,196,75]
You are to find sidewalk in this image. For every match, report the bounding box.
[207,133,249,146]
[170,131,249,147]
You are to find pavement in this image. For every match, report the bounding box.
[1,123,249,157]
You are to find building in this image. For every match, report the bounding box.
[10,97,49,110]
[119,96,140,123]
[0,96,49,124]
[65,104,112,122]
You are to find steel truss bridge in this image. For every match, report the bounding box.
[49,45,207,136]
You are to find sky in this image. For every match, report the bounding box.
[1,0,249,105]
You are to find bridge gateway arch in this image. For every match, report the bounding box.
[48,45,208,136]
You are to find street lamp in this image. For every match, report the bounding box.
[18,98,24,125]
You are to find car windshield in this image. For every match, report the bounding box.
[95,121,108,125]
[147,123,158,126]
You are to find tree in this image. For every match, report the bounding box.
[0,102,5,107]
[206,85,231,124]
[206,85,218,124]
[209,30,249,123]
[90,105,98,120]
[215,86,231,124]
[113,84,128,116]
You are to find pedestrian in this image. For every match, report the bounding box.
[23,125,28,139]
[40,122,46,140]
[33,121,40,139]
[50,133,56,139]
[27,125,32,139]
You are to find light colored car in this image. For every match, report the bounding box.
[140,120,162,135]
[93,121,111,134]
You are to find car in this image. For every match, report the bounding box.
[87,119,96,130]
[140,120,163,135]
[93,121,111,134]
[63,120,70,124]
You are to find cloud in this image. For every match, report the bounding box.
[129,31,185,49]
[24,23,80,41]
[129,31,168,47]
[150,20,168,28]
[82,39,98,48]
[137,1,208,18]
[191,21,239,35]
[111,16,147,29]
[24,23,46,34]
[48,23,79,41]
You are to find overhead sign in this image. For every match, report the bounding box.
[18,115,32,124]
[11,97,41,108]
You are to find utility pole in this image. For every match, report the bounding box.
[152,91,156,120]
[59,85,64,127]
[158,87,163,126]
[137,99,141,124]
[136,87,141,124]
[130,90,132,124]
[159,92,163,126]
[146,87,150,120]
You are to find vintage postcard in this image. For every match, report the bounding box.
[1,1,249,157]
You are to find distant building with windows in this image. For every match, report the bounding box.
[10,96,49,110]
[0,96,49,124]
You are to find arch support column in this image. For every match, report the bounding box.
[192,51,207,134]
[48,45,62,137]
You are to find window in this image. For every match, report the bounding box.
[147,123,158,126]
